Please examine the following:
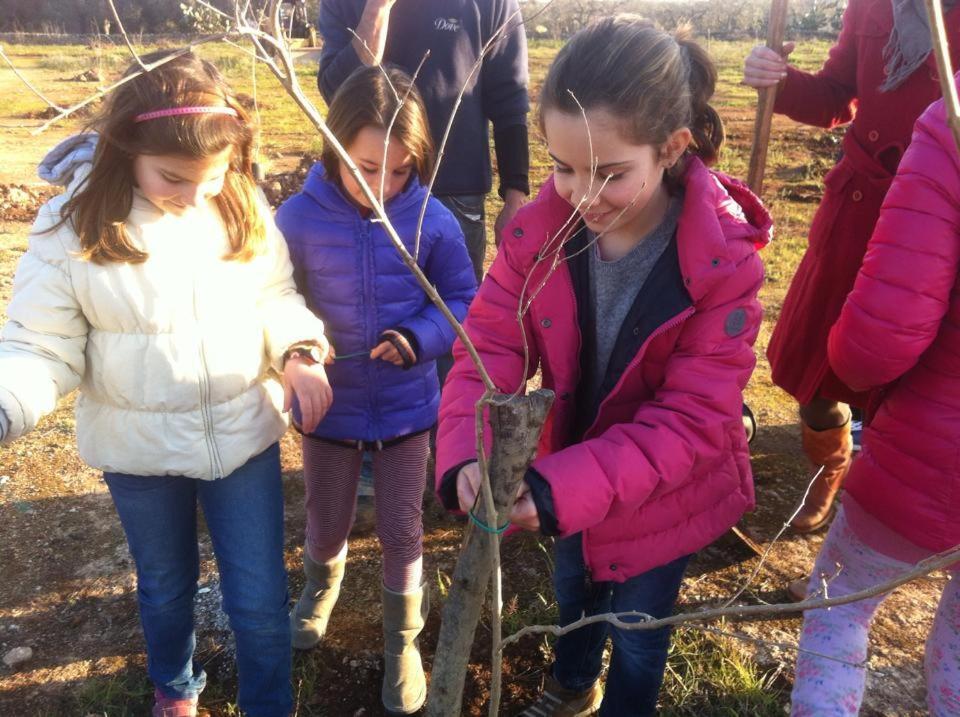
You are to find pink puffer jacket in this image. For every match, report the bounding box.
[436,158,770,581]
[829,92,960,553]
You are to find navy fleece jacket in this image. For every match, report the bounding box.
[318,0,530,197]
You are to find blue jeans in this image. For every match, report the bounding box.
[436,193,486,387]
[104,443,292,717]
[552,534,690,716]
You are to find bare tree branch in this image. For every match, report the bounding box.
[232,3,498,393]
[106,0,146,71]
[500,542,960,651]
[721,465,825,608]
[0,45,65,113]
[27,34,234,135]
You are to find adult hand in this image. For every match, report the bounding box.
[508,480,541,532]
[283,358,333,433]
[742,42,796,89]
[456,461,481,513]
[494,189,526,247]
[370,330,416,367]
[355,0,397,66]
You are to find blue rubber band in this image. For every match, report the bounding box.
[468,509,510,535]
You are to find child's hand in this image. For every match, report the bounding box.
[509,480,541,532]
[742,42,795,88]
[283,358,333,433]
[456,462,481,513]
[370,330,416,367]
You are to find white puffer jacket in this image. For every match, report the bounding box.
[0,136,326,479]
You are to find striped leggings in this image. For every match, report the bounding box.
[301,432,429,594]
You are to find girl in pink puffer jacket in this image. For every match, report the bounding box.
[436,16,769,716]
[790,87,960,716]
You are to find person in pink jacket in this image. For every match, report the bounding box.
[435,16,770,716]
[790,89,960,717]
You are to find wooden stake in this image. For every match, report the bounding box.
[747,0,790,196]
[427,390,554,717]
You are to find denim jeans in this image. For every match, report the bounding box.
[438,193,487,284]
[437,193,486,387]
[104,443,292,717]
[551,533,690,716]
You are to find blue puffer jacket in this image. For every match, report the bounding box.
[276,165,477,441]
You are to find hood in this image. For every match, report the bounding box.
[38,133,98,194]
[301,162,428,220]
[684,159,772,251]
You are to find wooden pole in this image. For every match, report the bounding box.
[924,0,960,152]
[427,389,554,717]
[746,0,790,196]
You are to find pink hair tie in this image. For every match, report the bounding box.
[133,106,239,123]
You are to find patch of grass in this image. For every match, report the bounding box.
[72,669,154,716]
[660,626,787,716]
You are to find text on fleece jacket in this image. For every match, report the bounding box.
[437,157,770,582]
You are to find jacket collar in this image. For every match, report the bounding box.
[511,156,772,301]
[301,162,427,220]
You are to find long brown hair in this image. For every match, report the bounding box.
[61,50,264,264]
[321,65,434,184]
[539,15,724,178]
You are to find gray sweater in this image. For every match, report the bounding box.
[588,195,683,389]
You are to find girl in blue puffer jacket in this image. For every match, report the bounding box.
[275,65,476,715]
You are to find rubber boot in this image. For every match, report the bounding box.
[789,420,853,534]
[290,545,345,650]
[381,582,428,715]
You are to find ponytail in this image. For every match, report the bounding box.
[675,27,724,166]
[540,15,724,181]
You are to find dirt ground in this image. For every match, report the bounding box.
[0,39,952,717]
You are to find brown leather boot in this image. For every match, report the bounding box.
[790,421,853,534]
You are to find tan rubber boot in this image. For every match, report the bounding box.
[790,421,853,534]
[290,545,345,650]
[381,582,428,715]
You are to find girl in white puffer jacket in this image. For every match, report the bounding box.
[0,52,331,717]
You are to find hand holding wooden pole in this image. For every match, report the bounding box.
[747,0,790,196]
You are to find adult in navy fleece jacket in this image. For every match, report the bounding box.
[276,164,477,442]
[317,0,530,277]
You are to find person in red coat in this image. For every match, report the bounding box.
[743,0,960,534]
[790,87,960,717]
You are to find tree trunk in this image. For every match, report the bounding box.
[427,389,554,716]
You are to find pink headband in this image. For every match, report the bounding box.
[133,106,239,123]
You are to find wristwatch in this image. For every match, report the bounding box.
[283,344,323,366]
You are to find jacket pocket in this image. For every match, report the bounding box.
[808,159,854,256]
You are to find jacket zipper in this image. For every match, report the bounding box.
[194,281,224,478]
[579,305,695,573]
[361,218,378,436]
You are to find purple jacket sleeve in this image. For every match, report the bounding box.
[398,207,478,363]
[829,99,960,390]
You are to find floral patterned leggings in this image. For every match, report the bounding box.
[791,508,960,716]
